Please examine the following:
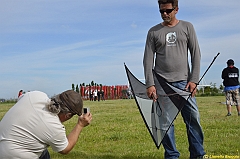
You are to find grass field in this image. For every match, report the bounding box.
[0,96,240,159]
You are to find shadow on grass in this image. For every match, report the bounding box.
[51,151,164,159]
[79,154,163,159]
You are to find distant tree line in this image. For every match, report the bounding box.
[72,81,103,93]
[197,83,225,97]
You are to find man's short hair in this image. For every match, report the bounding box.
[158,0,178,8]
[227,59,234,66]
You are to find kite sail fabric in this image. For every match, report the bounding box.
[124,64,191,149]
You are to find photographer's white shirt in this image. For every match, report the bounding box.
[0,91,68,159]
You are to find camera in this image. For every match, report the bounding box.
[83,107,90,114]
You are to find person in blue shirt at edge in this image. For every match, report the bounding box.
[143,0,205,158]
[221,59,240,116]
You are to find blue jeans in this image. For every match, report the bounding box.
[161,81,205,159]
[39,149,51,159]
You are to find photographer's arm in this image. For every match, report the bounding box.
[59,112,92,154]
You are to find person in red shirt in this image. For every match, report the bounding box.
[18,90,23,98]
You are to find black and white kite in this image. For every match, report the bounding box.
[125,64,190,149]
[124,52,219,149]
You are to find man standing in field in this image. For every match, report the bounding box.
[143,0,205,158]
[221,59,240,116]
[0,90,92,159]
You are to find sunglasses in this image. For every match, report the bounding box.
[159,8,175,14]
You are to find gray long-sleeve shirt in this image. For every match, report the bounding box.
[143,20,201,88]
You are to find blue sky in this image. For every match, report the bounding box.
[1,0,239,99]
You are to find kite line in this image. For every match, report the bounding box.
[124,53,220,149]
[185,52,220,144]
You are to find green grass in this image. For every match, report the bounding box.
[0,96,240,159]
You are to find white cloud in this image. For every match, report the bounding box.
[131,21,138,28]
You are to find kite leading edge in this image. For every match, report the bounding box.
[124,52,220,149]
[124,64,191,149]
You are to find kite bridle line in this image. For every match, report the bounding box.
[124,53,220,149]
[149,53,220,130]
[153,53,220,99]
[183,52,220,148]
[163,53,220,151]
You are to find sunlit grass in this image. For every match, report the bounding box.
[0,96,239,159]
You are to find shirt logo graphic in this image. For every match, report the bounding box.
[166,32,177,46]
[228,73,238,78]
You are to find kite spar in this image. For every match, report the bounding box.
[124,52,220,149]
